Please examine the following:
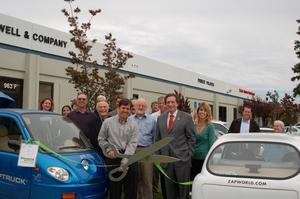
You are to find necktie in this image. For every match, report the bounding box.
[168,114,174,129]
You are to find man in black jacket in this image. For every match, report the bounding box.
[226,105,261,160]
[228,104,260,133]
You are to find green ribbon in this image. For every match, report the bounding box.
[154,163,193,185]
[24,139,193,185]
[24,139,115,168]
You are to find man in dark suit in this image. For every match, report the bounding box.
[156,93,196,199]
[228,104,260,133]
[227,104,260,160]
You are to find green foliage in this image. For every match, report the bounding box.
[266,90,283,122]
[280,94,298,125]
[243,90,299,126]
[62,0,134,109]
[173,90,191,113]
[101,33,134,106]
[291,19,300,97]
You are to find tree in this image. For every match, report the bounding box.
[241,90,285,126]
[280,94,298,125]
[62,0,134,109]
[100,33,134,107]
[291,19,300,97]
[266,90,284,122]
[174,90,191,113]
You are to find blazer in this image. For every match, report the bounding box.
[156,110,196,166]
[228,118,260,133]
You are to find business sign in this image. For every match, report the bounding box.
[0,14,106,62]
[0,24,67,48]
[197,78,215,87]
[0,13,73,58]
[0,76,23,108]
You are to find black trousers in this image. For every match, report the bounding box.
[164,163,191,199]
[191,159,204,180]
[105,157,138,199]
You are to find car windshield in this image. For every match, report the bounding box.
[207,142,300,179]
[212,122,228,134]
[21,113,93,153]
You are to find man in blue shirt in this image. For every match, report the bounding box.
[130,98,156,199]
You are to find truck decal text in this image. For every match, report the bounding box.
[0,173,27,185]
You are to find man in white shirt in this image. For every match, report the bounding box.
[228,104,260,133]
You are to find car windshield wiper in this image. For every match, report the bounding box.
[58,145,84,150]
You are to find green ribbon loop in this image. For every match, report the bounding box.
[23,139,194,186]
[25,139,116,168]
[154,163,193,185]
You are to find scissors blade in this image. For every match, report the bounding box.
[127,137,173,165]
[142,155,180,163]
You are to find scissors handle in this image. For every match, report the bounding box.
[103,143,128,159]
[109,167,128,182]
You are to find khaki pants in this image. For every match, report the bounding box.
[137,147,153,199]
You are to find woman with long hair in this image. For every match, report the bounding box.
[39,97,54,112]
[191,102,215,180]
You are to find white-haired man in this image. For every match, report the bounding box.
[131,98,156,199]
[97,95,106,102]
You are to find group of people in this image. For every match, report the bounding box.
[39,93,216,199]
[38,94,285,199]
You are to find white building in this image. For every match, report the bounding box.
[0,13,256,123]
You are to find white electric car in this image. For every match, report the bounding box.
[192,133,300,199]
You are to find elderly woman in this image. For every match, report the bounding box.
[264,120,286,162]
[273,120,285,133]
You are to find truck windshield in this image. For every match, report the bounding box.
[21,113,93,153]
[207,142,300,179]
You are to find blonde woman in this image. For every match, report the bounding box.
[191,102,215,180]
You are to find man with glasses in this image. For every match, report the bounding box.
[68,93,100,151]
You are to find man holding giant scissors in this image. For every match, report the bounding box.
[98,98,138,199]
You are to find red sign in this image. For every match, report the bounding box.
[239,88,255,96]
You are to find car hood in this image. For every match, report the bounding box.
[36,150,107,184]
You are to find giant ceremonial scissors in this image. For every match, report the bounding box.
[103,137,179,182]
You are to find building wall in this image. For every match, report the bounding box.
[0,46,243,122]
[0,13,250,123]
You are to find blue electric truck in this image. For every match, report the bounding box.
[0,109,108,199]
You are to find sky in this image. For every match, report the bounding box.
[0,0,299,100]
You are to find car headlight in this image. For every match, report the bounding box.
[47,167,69,182]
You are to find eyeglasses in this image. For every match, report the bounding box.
[77,98,87,101]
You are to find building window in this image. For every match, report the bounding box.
[39,82,53,103]
[219,106,227,122]
[0,76,23,108]
[209,104,213,117]
[233,108,238,120]
[132,94,139,99]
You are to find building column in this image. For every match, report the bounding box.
[213,93,218,120]
[124,78,133,99]
[23,54,39,109]
[178,86,185,96]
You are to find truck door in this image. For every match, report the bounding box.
[0,114,31,199]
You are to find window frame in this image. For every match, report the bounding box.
[206,141,300,180]
[0,115,23,153]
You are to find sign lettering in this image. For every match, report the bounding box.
[0,23,68,49]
